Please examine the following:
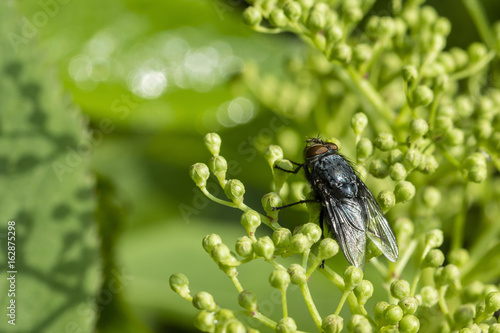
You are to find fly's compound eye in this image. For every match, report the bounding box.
[304,144,328,158]
[326,142,338,151]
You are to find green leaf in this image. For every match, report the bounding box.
[0,3,101,332]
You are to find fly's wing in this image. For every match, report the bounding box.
[321,187,367,269]
[357,179,399,262]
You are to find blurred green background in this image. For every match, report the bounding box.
[1,0,499,332]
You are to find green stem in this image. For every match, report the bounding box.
[300,283,323,332]
[230,275,244,293]
[281,288,288,318]
[393,240,418,279]
[461,0,496,49]
[451,183,468,250]
[370,258,388,278]
[450,50,496,81]
[438,285,453,328]
[252,311,278,329]
[334,290,350,316]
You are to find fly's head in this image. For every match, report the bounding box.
[303,138,338,163]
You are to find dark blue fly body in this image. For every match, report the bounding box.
[274,138,399,269]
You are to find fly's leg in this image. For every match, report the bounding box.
[274,160,304,174]
[271,199,319,211]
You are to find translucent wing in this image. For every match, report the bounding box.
[321,189,367,269]
[357,179,399,262]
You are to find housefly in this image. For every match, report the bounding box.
[274,138,398,269]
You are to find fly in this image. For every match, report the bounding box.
[274,138,399,269]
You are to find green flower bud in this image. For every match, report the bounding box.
[209,155,227,184]
[224,179,245,205]
[212,243,237,266]
[403,65,418,83]
[390,163,407,181]
[436,264,460,286]
[265,145,284,169]
[276,317,297,333]
[318,238,339,259]
[290,233,311,254]
[235,236,254,258]
[262,192,282,220]
[351,112,368,135]
[307,9,326,32]
[446,128,464,146]
[404,148,422,170]
[384,304,404,325]
[388,149,404,164]
[430,35,446,52]
[354,280,373,305]
[434,17,451,36]
[170,273,190,299]
[399,314,420,333]
[353,44,372,64]
[193,291,217,311]
[423,249,445,268]
[418,154,439,174]
[343,6,363,24]
[378,189,396,210]
[300,222,322,243]
[420,286,439,307]
[344,266,363,291]
[454,304,476,328]
[269,9,288,27]
[243,6,262,27]
[374,132,397,151]
[374,301,390,325]
[288,263,307,285]
[412,86,434,108]
[190,163,210,187]
[410,118,429,138]
[468,42,488,62]
[465,152,487,169]
[467,165,487,183]
[420,6,438,25]
[273,228,292,250]
[322,314,344,333]
[474,119,493,141]
[238,290,257,312]
[395,181,416,203]
[399,297,419,315]
[365,240,383,261]
[450,47,469,69]
[426,229,444,248]
[324,25,342,44]
[297,0,314,9]
[284,1,301,21]
[483,284,498,296]
[204,133,222,155]
[435,116,453,132]
[391,280,411,300]
[356,138,374,160]
[464,281,484,303]
[370,158,389,178]
[357,165,368,180]
[270,269,291,290]
[203,234,222,253]
[489,323,500,333]
[226,320,246,333]
[253,236,275,260]
[215,309,235,324]
[241,210,261,235]
[194,310,215,332]
[394,217,414,242]
[330,43,352,64]
[347,314,371,333]
[485,291,500,313]
[448,248,469,268]
[422,187,441,208]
